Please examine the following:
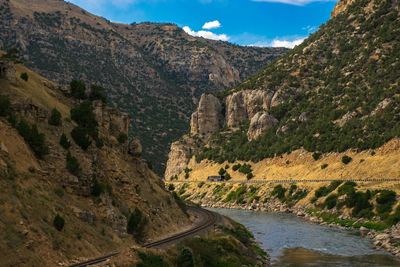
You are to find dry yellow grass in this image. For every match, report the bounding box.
[178,139,400,184]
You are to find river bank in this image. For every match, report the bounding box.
[201,200,400,259]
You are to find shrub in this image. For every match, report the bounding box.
[315,186,330,198]
[246,173,254,180]
[321,163,329,169]
[351,191,373,218]
[71,126,92,150]
[342,155,353,164]
[0,95,11,117]
[272,185,286,201]
[66,151,80,176]
[238,163,252,175]
[376,190,397,215]
[20,72,28,81]
[168,184,176,191]
[117,133,128,144]
[70,80,86,99]
[324,194,338,209]
[177,247,194,267]
[386,206,400,226]
[218,168,226,176]
[70,101,98,133]
[53,214,65,231]
[17,120,49,158]
[232,164,241,171]
[338,181,357,196]
[48,108,62,126]
[89,84,107,103]
[225,173,232,180]
[225,164,230,169]
[127,208,145,236]
[59,133,71,150]
[137,252,169,267]
[91,178,105,197]
[312,152,322,160]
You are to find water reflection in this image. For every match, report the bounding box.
[210,208,400,267]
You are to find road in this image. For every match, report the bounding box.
[68,207,218,267]
[169,178,399,184]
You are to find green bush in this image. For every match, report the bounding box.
[177,247,195,267]
[127,208,145,237]
[232,164,241,171]
[137,252,170,267]
[246,173,254,180]
[53,214,65,231]
[48,108,62,126]
[20,72,28,81]
[70,80,86,99]
[386,206,400,226]
[117,133,128,144]
[17,120,49,158]
[89,84,107,103]
[312,152,322,160]
[321,163,329,169]
[71,126,92,150]
[0,95,11,117]
[324,194,338,209]
[238,163,252,175]
[272,185,286,201]
[376,190,397,215]
[225,173,232,180]
[218,168,226,176]
[59,133,71,150]
[66,151,80,176]
[70,101,98,134]
[342,155,353,164]
[91,178,105,197]
[338,181,357,196]
[168,184,176,191]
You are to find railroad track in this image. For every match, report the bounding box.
[144,207,217,248]
[68,207,217,267]
[169,178,399,184]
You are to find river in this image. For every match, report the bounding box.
[210,208,400,267]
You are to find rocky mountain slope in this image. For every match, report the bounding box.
[0,56,193,266]
[0,0,287,174]
[165,0,400,179]
[0,54,270,267]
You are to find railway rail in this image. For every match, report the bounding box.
[168,178,399,184]
[68,207,217,267]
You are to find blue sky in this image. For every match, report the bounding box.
[68,0,338,48]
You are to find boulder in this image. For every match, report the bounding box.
[247,112,278,141]
[128,138,142,156]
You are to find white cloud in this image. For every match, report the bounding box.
[202,20,221,30]
[252,0,336,6]
[183,26,229,41]
[251,37,305,48]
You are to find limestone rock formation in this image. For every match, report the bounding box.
[93,101,130,138]
[165,136,197,180]
[225,90,272,129]
[247,112,278,141]
[190,94,222,139]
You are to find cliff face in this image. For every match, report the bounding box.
[0,60,190,266]
[0,0,287,174]
[331,0,356,17]
[190,94,222,138]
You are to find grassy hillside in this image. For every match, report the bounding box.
[197,0,400,164]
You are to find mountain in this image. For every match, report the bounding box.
[0,56,268,266]
[165,0,400,179]
[0,0,287,174]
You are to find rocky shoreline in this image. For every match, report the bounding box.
[200,201,400,259]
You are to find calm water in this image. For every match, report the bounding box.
[210,208,400,267]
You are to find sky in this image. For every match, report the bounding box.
[67,0,338,48]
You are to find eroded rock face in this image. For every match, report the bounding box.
[164,136,195,180]
[247,112,278,141]
[225,90,272,128]
[128,138,143,156]
[190,94,222,139]
[93,101,131,137]
[331,0,356,17]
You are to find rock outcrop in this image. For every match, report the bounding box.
[164,135,198,180]
[0,60,16,81]
[225,90,272,128]
[190,94,222,139]
[247,112,278,141]
[93,101,130,137]
[331,0,356,17]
